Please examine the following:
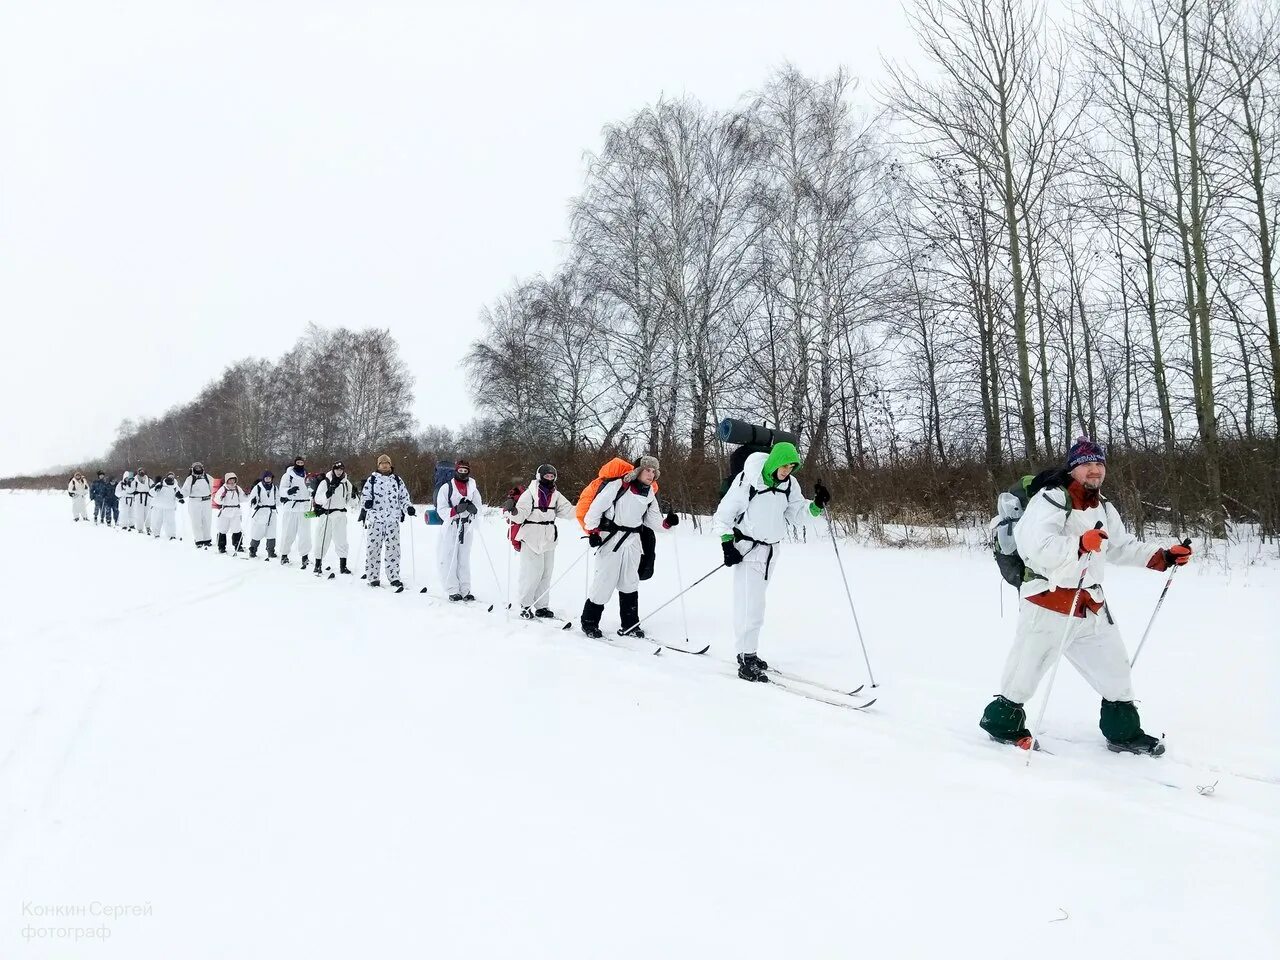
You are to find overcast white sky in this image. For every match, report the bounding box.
[0,0,914,476]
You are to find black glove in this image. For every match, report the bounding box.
[357,509,367,523]
[663,511,680,527]
[364,499,374,510]
[176,495,185,504]
[68,492,74,497]
[588,532,604,549]
[461,499,478,516]
[314,505,327,515]
[812,480,831,510]
[722,539,743,567]
[406,505,416,516]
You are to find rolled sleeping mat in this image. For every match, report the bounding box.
[717,418,798,449]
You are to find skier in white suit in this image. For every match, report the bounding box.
[150,471,184,540]
[180,462,214,548]
[67,472,90,521]
[580,455,672,639]
[213,472,246,554]
[312,461,354,576]
[712,442,829,682]
[247,470,279,559]
[507,463,574,619]
[115,471,137,531]
[435,458,484,601]
[278,456,313,567]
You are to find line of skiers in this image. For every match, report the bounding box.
[62,436,1194,754]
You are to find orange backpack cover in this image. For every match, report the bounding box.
[575,458,657,531]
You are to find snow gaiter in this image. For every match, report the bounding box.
[1100,700,1142,744]
[581,599,604,631]
[618,591,640,633]
[249,539,259,558]
[266,538,277,558]
[217,533,227,554]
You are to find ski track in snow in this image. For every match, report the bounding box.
[0,492,1277,959]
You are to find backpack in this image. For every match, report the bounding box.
[991,468,1071,587]
[575,458,635,531]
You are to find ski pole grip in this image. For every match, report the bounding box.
[1181,537,1192,547]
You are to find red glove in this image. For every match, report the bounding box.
[1079,527,1108,554]
[1148,542,1193,571]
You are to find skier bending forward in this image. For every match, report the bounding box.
[979,437,1193,755]
[712,442,830,682]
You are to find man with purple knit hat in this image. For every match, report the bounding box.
[979,437,1194,755]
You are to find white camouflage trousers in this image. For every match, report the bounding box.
[365,512,402,581]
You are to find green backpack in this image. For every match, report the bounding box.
[991,468,1071,587]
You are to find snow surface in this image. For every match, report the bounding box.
[1,491,1276,958]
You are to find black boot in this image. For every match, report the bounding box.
[742,652,769,673]
[1100,700,1165,755]
[737,653,770,682]
[300,554,308,570]
[249,539,260,558]
[519,607,535,620]
[313,558,322,575]
[266,538,277,559]
[980,695,1032,745]
[339,558,351,575]
[369,577,380,587]
[617,591,643,637]
[534,608,555,619]
[232,532,243,553]
[580,600,605,639]
[280,554,290,565]
[217,533,227,554]
[449,593,465,602]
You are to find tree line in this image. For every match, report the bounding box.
[464,0,1280,537]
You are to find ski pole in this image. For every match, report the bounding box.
[823,506,878,688]
[671,519,691,644]
[504,518,512,622]
[1026,521,1104,766]
[476,513,504,601]
[620,563,725,638]
[1130,538,1192,668]
[407,508,418,584]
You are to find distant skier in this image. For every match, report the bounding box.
[103,476,119,526]
[150,471,184,540]
[133,469,154,534]
[213,471,246,554]
[67,471,90,521]
[247,470,279,559]
[312,461,354,575]
[359,453,414,588]
[507,463,574,619]
[712,442,830,682]
[979,437,1193,756]
[115,471,137,531]
[90,471,110,523]
[278,455,312,567]
[180,462,214,548]
[435,458,483,600]
[580,455,674,639]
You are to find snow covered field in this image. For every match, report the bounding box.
[1,490,1276,958]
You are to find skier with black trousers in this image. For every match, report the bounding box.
[979,437,1193,755]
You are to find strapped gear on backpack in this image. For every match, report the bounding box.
[991,468,1072,587]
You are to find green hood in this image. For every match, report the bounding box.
[762,442,802,488]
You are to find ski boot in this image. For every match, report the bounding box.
[519,607,536,620]
[369,577,380,587]
[618,592,644,638]
[448,593,465,602]
[232,533,244,553]
[1106,733,1166,756]
[741,652,768,673]
[737,653,770,682]
[313,558,323,575]
[300,555,309,570]
[534,608,555,619]
[249,539,260,559]
[266,539,277,559]
[339,558,352,575]
[980,695,1032,747]
[280,555,290,566]
[389,580,403,590]
[462,592,475,601]
[217,533,227,554]
[580,600,605,639]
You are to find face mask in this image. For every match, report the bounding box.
[165,477,174,485]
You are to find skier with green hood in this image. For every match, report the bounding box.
[712,442,831,682]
